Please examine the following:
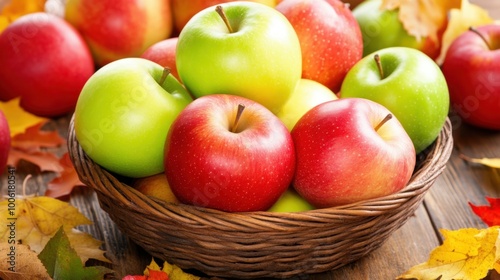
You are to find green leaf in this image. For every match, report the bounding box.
[38,226,113,280]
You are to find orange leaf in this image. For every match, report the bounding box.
[45,152,85,198]
[0,0,46,33]
[0,98,47,137]
[470,197,500,227]
[8,148,63,172]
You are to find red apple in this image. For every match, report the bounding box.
[164,94,295,212]
[141,37,179,81]
[441,25,500,130]
[0,12,94,117]
[171,0,276,33]
[65,0,173,67]
[0,110,10,172]
[291,98,416,208]
[275,0,363,93]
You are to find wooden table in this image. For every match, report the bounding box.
[2,1,500,279]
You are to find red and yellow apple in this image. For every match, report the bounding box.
[141,37,180,81]
[65,0,173,67]
[132,173,179,204]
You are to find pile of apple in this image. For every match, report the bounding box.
[0,0,457,212]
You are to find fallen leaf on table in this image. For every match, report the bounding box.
[470,197,500,227]
[0,195,110,263]
[0,243,51,280]
[397,227,500,280]
[460,154,500,169]
[45,152,85,198]
[39,227,113,280]
[7,122,65,172]
[123,258,201,280]
[0,0,46,34]
[436,0,494,64]
[0,98,47,137]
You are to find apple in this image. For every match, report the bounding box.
[275,0,363,93]
[65,0,173,67]
[0,110,10,173]
[340,47,450,153]
[268,188,315,212]
[275,78,338,131]
[176,2,302,114]
[132,173,179,204]
[352,0,441,59]
[0,12,94,117]
[171,0,276,33]
[141,37,180,81]
[441,25,500,130]
[74,58,193,178]
[291,98,416,208]
[164,94,295,212]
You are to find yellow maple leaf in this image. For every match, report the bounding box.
[398,227,500,280]
[0,0,46,33]
[460,154,500,169]
[0,195,110,263]
[0,98,47,137]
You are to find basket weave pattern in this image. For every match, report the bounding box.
[68,117,453,279]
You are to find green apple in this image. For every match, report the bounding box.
[352,0,441,60]
[340,47,449,153]
[176,2,302,113]
[275,78,338,131]
[268,188,315,212]
[74,58,193,178]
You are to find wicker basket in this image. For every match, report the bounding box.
[68,116,453,279]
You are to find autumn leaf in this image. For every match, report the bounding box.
[7,122,65,172]
[45,152,85,198]
[123,258,201,280]
[398,227,500,280]
[0,243,51,280]
[460,154,500,169]
[470,197,500,227]
[0,98,47,137]
[38,227,113,280]
[436,0,494,64]
[0,195,110,263]
[0,0,46,33]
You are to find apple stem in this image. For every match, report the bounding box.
[375,114,392,131]
[159,67,170,86]
[469,26,492,50]
[216,5,234,33]
[232,104,245,133]
[374,54,384,79]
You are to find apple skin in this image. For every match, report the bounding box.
[0,110,10,172]
[340,47,450,153]
[65,0,173,67]
[291,98,416,208]
[132,173,179,204]
[164,94,296,212]
[141,37,180,81]
[275,78,338,131]
[275,0,363,93]
[268,188,315,212]
[171,0,276,33]
[176,1,302,114]
[74,58,193,178]
[441,25,500,130]
[352,0,441,59]
[0,12,94,117]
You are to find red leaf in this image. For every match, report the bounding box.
[8,149,63,172]
[469,197,500,226]
[45,153,85,198]
[148,270,169,280]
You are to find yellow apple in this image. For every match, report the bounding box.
[132,173,179,204]
[275,78,338,131]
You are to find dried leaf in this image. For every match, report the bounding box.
[436,0,494,64]
[45,152,85,198]
[461,154,500,169]
[38,227,113,280]
[0,196,110,264]
[470,197,500,227]
[380,0,461,42]
[0,98,47,137]
[0,0,46,33]
[124,258,201,280]
[0,243,51,280]
[398,227,500,280]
